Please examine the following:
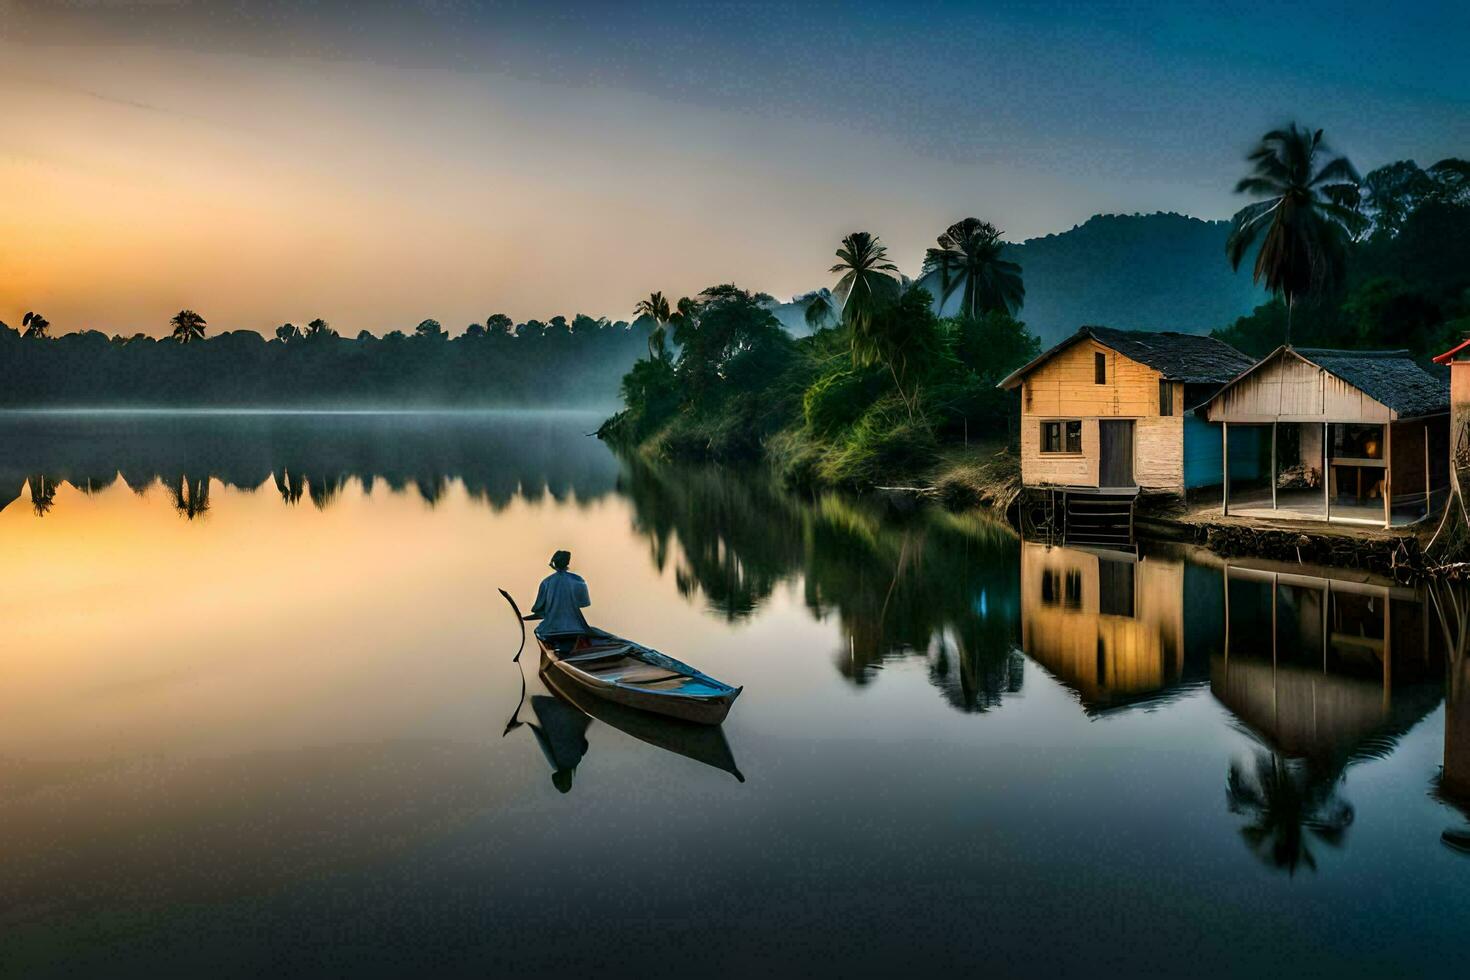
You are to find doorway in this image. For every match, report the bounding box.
[1099,420,1135,488]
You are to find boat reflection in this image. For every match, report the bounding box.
[511,668,746,792]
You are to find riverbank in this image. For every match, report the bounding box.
[603,405,1452,582]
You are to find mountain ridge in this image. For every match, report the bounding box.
[769,211,1266,346]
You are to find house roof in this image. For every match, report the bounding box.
[1291,348,1448,418]
[1206,346,1449,420]
[997,325,1255,390]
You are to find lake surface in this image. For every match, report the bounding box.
[1,411,1466,978]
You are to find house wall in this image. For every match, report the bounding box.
[1205,350,1392,422]
[1018,338,1185,492]
[1454,362,1470,488]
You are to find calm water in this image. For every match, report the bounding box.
[1,411,1466,978]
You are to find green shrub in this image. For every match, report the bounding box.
[817,398,939,487]
[802,364,887,434]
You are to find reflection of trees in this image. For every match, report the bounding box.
[1227,751,1353,874]
[0,413,619,517]
[273,468,306,505]
[164,474,211,520]
[616,454,1023,711]
[27,474,58,516]
[307,473,344,510]
[620,459,802,620]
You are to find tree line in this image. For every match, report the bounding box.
[602,216,1040,485]
[0,312,655,407]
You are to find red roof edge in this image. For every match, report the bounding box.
[1433,337,1470,364]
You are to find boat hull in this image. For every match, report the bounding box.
[540,665,744,780]
[537,634,740,725]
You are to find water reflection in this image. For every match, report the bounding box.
[1225,750,1354,874]
[10,414,1470,973]
[515,662,746,788]
[1427,581,1470,853]
[1020,542,1206,714]
[617,455,1024,711]
[9,418,1470,832]
[1013,538,1467,871]
[0,411,618,516]
[1215,562,1446,871]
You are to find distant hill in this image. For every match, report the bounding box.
[999,212,1265,346]
[772,212,1266,346]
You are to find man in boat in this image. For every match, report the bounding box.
[524,549,592,651]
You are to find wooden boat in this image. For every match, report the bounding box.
[540,664,744,781]
[537,629,741,725]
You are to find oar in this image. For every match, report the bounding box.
[499,588,528,662]
[499,588,529,736]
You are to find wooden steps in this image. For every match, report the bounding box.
[1064,492,1135,547]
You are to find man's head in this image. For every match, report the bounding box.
[550,549,572,571]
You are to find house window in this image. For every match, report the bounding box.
[1041,420,1082,454]
[1159,379,1173,416]
[1095,352,1106,384]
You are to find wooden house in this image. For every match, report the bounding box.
[999,327,1254,500]
[1200,347,1449,528]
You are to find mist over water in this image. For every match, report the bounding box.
[2,410,1468,977]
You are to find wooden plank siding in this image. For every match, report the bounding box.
[1205,350,1393,423]
[1019,338,1185,493]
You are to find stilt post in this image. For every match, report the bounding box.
[1324,422,1331,522]
[1271,421,1278,510]
[1222,421,1229,516]
[1384,422,1393,529]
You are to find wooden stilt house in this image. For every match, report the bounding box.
[1199,347,1449,528]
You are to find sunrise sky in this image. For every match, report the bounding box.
[2,0,1466,337]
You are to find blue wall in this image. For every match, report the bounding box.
[1184,415,1262,488]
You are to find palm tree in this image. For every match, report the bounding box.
[633,291,673,361]
[166,473,210,519]
[667,295,700,351]
[1226,751,1354,874]
[1226,124,1363,342]
[830,232,900,338]
[169,309,207,344]
[27,473,57,516]
[803,291,835,332]
[21,311,50,339]
[919,218,1024,318]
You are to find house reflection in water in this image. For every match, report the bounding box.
[1215,563,1443,764]
[1429,582,1470,853]
[1021,539,1456,868]
[1019,541,1211,714]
